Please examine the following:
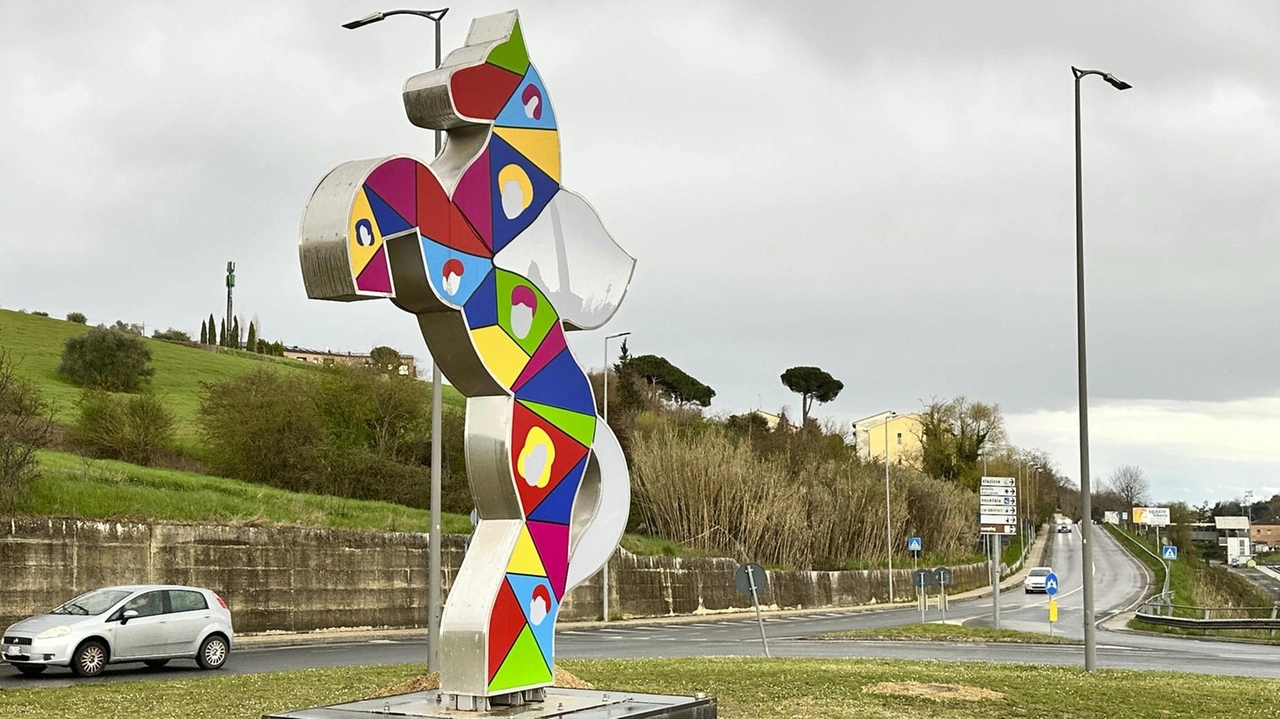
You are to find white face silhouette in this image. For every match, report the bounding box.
[524,95,540,120]
[530,594,548,625]
[521,443,547,486]
[511,301,534,339]
[443,271,461,296]
[502,180,525,220]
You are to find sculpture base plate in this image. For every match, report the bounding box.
[263,687,716,719]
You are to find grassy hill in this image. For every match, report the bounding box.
[0,309,465,444]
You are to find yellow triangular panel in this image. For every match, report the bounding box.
[348,188,383,276]
[508,526,548,577]
[471,325,531,388]
[494,127,560,183]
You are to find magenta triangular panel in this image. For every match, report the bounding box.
[454,148,493,250]
[356,245,392,294]
[511,324,567,391]
[365,157,418,227]
[527,521,569,600]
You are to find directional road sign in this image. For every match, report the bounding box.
[734,563,768,596]
[980,487,1016,496]
[980,524,1016,535]
[933,567,952,586]
[980,476,1016,487]
[908,537,922,552]
[1044,572,1059,597]
[1162,545,1178,560]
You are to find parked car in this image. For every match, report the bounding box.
[1024,566,1054,593]
[2,585,233,677]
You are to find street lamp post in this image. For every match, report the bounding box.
[343,6,450,674]
[1073,65,1130,674]
[601,331,630,622]
[883,411,898,602]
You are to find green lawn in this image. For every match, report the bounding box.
[817,622,1078,644]
[2,658,1276,718]
[28,450,472,534]
[0,309,465,447]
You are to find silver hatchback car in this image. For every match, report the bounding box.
[1,585,234,677]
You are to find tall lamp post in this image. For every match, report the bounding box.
[1072,65,1130,673]
[343,6,450,674]
[601,331,630,622]
[882,411,898,602]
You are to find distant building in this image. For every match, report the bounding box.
[283,346,416,378]
[852,411,923,468]
[1213,515,1251,549]
[749,410,786,431]
[1251,523,1280,551]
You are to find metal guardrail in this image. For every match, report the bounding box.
[1135,599,1280,630]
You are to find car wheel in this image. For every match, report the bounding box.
[15,664,47,676]
[1024,588,1029,594]
[197,635,228,670]
[72,640,108,677]
[143,659,169,669]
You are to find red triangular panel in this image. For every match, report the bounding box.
[416,164,451,244]
[510,403,589,516]
[487,578,526,681]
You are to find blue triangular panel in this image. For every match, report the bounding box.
[505,573,557,669]
[528,454,588,525]
[365,185,413,237]
[513,349,594,415]
[464,270,499,328]
[490,134,560,253]
[494,65,557,131]
[422,237,493,307]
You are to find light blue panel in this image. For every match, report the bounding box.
[505,572,557,668]
[422,236,493,307]
[495,65,557,131]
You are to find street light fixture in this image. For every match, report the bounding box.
[1072,64,1130,674]
[600,331,630,622]
[342,5,450,674]
[882,411,898,602]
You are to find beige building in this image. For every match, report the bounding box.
[1251,523,1280,550]
[853,411,924,468]
[283,346,417,378]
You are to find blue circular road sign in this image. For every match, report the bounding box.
[1044,572,1059,596]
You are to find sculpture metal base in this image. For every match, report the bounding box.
[263,687,716,719]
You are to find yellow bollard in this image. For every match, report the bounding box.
[1049,599,1059,623]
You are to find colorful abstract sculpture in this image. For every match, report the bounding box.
[298,10,634,703]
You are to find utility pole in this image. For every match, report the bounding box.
[225,261,235,348]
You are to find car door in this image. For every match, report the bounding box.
[110,591,169,659]
[163,590,213,656]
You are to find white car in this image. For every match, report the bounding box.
[2,585,233,677]
[1024,566,1054,593]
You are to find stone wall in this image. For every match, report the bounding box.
[0,517,989,632]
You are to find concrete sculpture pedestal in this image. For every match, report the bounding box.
[263,687,716,719]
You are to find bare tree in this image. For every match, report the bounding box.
[1106,464,1150,511]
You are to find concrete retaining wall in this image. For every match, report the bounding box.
[0,517,989,632]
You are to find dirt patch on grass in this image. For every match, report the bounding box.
[375,667,593,698]
[863,681,1004,702]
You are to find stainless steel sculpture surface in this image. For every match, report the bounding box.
[298,9,634,703]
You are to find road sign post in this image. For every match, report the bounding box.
[735,563,770,657]
[979,477,1017,631]
[934,567,952,622]
[1044,570,1059,637]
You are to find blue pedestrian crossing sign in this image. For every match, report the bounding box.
[1044,572,1059,596]
[1162,545,1177,560]
[908,537,922,552]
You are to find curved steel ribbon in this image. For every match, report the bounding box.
[297,10,634,700]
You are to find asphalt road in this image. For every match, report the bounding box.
[9,525,1280,688]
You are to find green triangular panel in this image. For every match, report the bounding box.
[488,624,551,693]
[519,400,596,448]
[496,270,558,355]
[487,20,530,75]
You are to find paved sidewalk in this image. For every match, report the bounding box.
[239,529,1055,649]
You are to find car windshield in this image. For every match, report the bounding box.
[50,589,133,616]
[1029,569,1051,577]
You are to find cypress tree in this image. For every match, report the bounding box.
[246,322,257,353]
[218,319,226,347]
[231,317,240,350]
[208,314,216,344]
[200,320,208,344]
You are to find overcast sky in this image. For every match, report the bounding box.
[3,1,1278,504]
